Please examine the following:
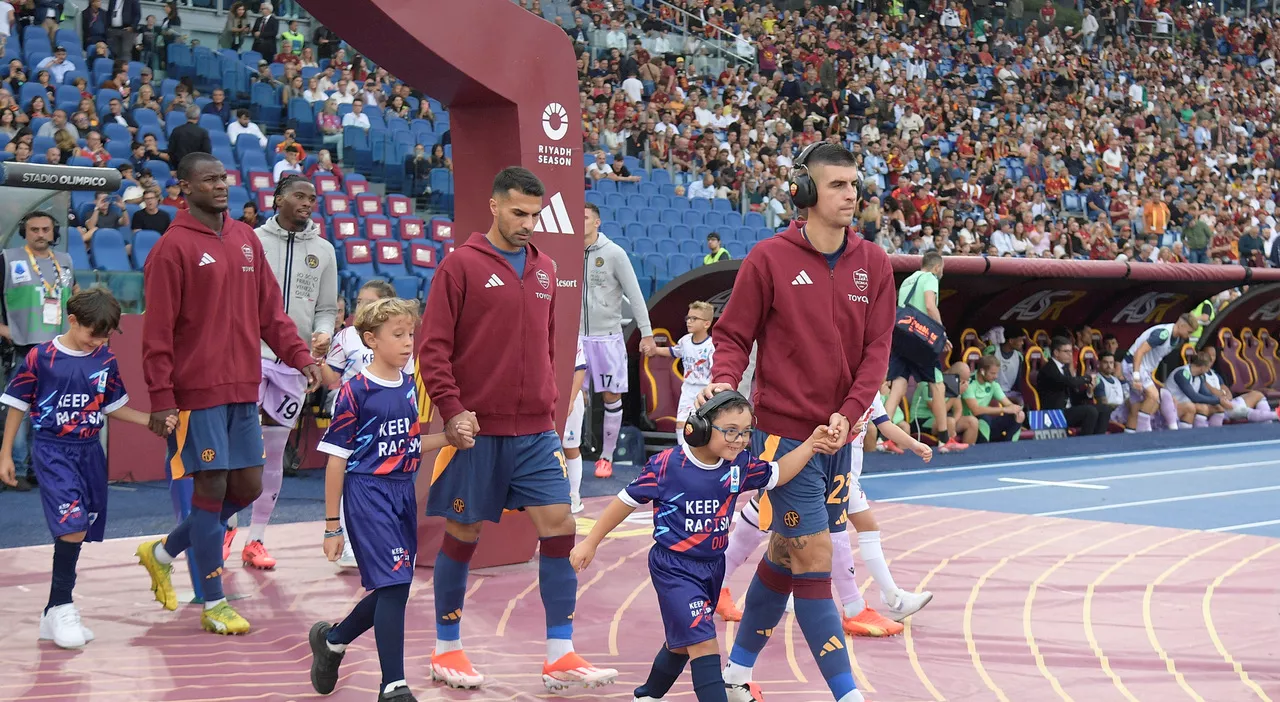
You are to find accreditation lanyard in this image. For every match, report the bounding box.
[25,246,63,326]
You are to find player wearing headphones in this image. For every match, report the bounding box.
[697,142,893,702]
[231,174,338,569]
[569,391,827,702]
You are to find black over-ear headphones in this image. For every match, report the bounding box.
[17,210,60,245]
[683,390,750,448]
[788,142,821,210]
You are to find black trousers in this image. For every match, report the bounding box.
[1063,404,1109,435]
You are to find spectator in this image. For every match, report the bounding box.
[102,98,137,136]
[228,108,268,148]
[79,192,128,243]
[36,110,77,140]
[272,144,303,181]
[241,202,264,228]
[202,88,230,125]
[1037,336,1108,435]
[0,1,12,52]
[220,1,251,51]
[305,148,343,187]
[81,0,108,48]
[140,133,167,164]
[963,355,1025,443]
[703,232,730,265]
[984,327,1028,403]
[160,178,186,209]
[341,98,370,130]
[281,19,304,52]
[168,106,212,170]
[275,39,300,69]
[35,46,76,84]
[585,150,613,182]
[316,98,343,154]
[688,172,716,200]
[251,2,281,57]
[131,189,171,233]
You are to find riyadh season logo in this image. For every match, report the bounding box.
[538,102,573,166]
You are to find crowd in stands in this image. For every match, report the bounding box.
[552,0,1280,270]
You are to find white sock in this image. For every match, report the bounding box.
[435,639,463,654]
[838,690,866,702]
[154,541,175,565]
[547,638,574,662]
[723,661,753,685]
[383,680,407,694]
[249,426,290,543]
[1177,421,1193,429]
[723,514,768,580]
[326,639,347,653]
[204,597,226,610]
[830,529,865,615]
[566,456,583,502]
[858,531,899,595]
[601,400,623,461]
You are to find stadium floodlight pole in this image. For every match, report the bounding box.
[0,162,123,252]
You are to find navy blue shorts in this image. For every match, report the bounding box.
[168,403,265,478]
[33,435,108,542]
[649,546,724,649]
[751,432,855,538]
[887,350,943,384]
[426,432,568,524]
[344,473,418,591]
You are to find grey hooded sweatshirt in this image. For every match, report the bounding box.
[581,232,653,337]
[256,215,339,361]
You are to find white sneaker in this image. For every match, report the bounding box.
[882,588,933,622]
[336,541,358,570]
[571,497,584,514]
[725,683,758,702]
[784,593,794,613]
[39,604,87,649]
[634,697,663,702]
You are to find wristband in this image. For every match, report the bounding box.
[325,517,340,522]
[324,527,344,538]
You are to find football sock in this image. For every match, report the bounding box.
[46,538,82,613]
[1194,414,1208,428]
[830,529,864,615]
[433,533,476,654]
[374,583,410,689]
[793,570,857,699]
[1209,413,1225,427]
[328,588,378,645]
[727,557,792,681]
[859,531,899,595]
[539,534,577,661]
[1136,411,1153,432]
[1249,399,1274,423]
[633,646,689,699]
[190,494,225,602]
[601,399,623,461]
[566,455,583,502]
[249,425,290,543]
[690,654,729,702]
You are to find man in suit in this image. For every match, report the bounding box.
[1036,336,1109,435]
[106,0,141,63]
[168,106,212,174]
[251,2,281,58]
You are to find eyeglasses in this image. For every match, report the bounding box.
[712,425,753,443]
[685,315,711,323]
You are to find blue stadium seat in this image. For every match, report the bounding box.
[638,208,659,225]
[592,179,617,193]
[667,252,692,277]
[90,229,131,271]
[656,239,679,255]
[692,225,714,241]
[649,194,671,210]
[612,236,631,252]
[68,240,91,272]
[659,208,680,223]
[624,222,646,240]
[131,230,162,268]
[721,212,744,228]
[625,194,646,209]
[679,239,702,255]
[642,252,666,280]
[633,238,656,255]
[391,275,421,299]
[646,223,669,240]
[744,212,766,228]
[704,212,726,228]
[690,198,712,212]
[670,224,692,241]
[604,193,626,210]
[681,211,703,226]
[616,206,637,223]
[712,198,733,212]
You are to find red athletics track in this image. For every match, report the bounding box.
[0,501,1277,701]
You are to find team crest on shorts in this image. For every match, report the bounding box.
[783,510,801,528]
[594,257,604,267]
[201,448,216,463]
[852,268,869,292]
[452,498,465,513]
[241,244,254,263]
[536,270,550,289]
[306,254,319,269]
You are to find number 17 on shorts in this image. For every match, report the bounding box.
[582,334,629,395]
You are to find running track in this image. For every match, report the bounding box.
[0,440,1277,701]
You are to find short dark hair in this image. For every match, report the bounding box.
[491,167,544,198]
[1051,336,1072,353]
[705,395,753,425]
[1103,333,1118,343]
[977,354,1000,372]
[274,173,312,203]
[584,202,600,217]
[66,287,121,337]
[1100,351,1115,362]
[21,210,55,235]
[805,143,857,169]
[176,152,221,181]
[921,250,944,270]
[707,232,720,242]
[236,108,251,119]
[1192,351,1214,367]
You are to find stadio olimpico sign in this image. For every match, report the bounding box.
[2,162,122,191]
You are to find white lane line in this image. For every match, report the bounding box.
[1206,518,1280,533]
[1033,485,1280,517]
[998,478,1109,490]
[877,460,1280,503]
[862,439,1280,480]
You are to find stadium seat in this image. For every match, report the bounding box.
[131,230,162,268]
[364,215,392,240]
[678,239,701,255]
[331,214,359,241]
[639,328,681,432]
[1021,346,1045,411]
[257,190,275,212]
[246,171,274,193]
[961,328,981,350]
[1217,329,1254,395]
[346,176,370,197]
[1239,329,1280,399]
[373,239,410,278]
[962,347,983,371]
[324,194,352,217]
[409,242,437,272]
[355,194,382,218]
[341,238,376,287]
[391,275,421,300]
[90,229,131,271]
[398,217,425,240]
[386,194,413,219]
[314,174,341,194]
[1078,346,1099,375]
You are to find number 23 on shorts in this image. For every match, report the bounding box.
[827,474,853,504]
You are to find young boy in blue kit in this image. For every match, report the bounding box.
[570,390,830,702]
[307,297,457,702]
[0,288,176,649]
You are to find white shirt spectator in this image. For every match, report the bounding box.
[36,56,76,83]
[273,158,302,181]
[688,179,716,200]
[0,2,14,41]
[586,161,613,180]
[228,119,268,148]
[1082,13,1099,37]
[342,111,371,130]
[621,76,643,103]
[304,89,329,103]
[605,28,628,51]
[991,228,1017,255]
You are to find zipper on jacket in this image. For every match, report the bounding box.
[581,248,591,337]
[517,271,527,419]
[283,231,296,315]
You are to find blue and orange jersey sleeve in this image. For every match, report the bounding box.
[619,450,667,507]
[317,381,360,459]
[741,455,779,492]
[0,346,40,412]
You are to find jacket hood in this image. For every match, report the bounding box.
[586,232,613,252]
[462,231,545,265]
[777,219,862,258]
[259,214,321,241]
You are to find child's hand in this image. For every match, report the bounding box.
[323,533,344,561]
[163,414,179,435]
[454,416,476,449]
[851,418,868,436]
[569,542,596,572]
[0,454,14,487]
[911,441,933,463]
[811,424,842,453]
